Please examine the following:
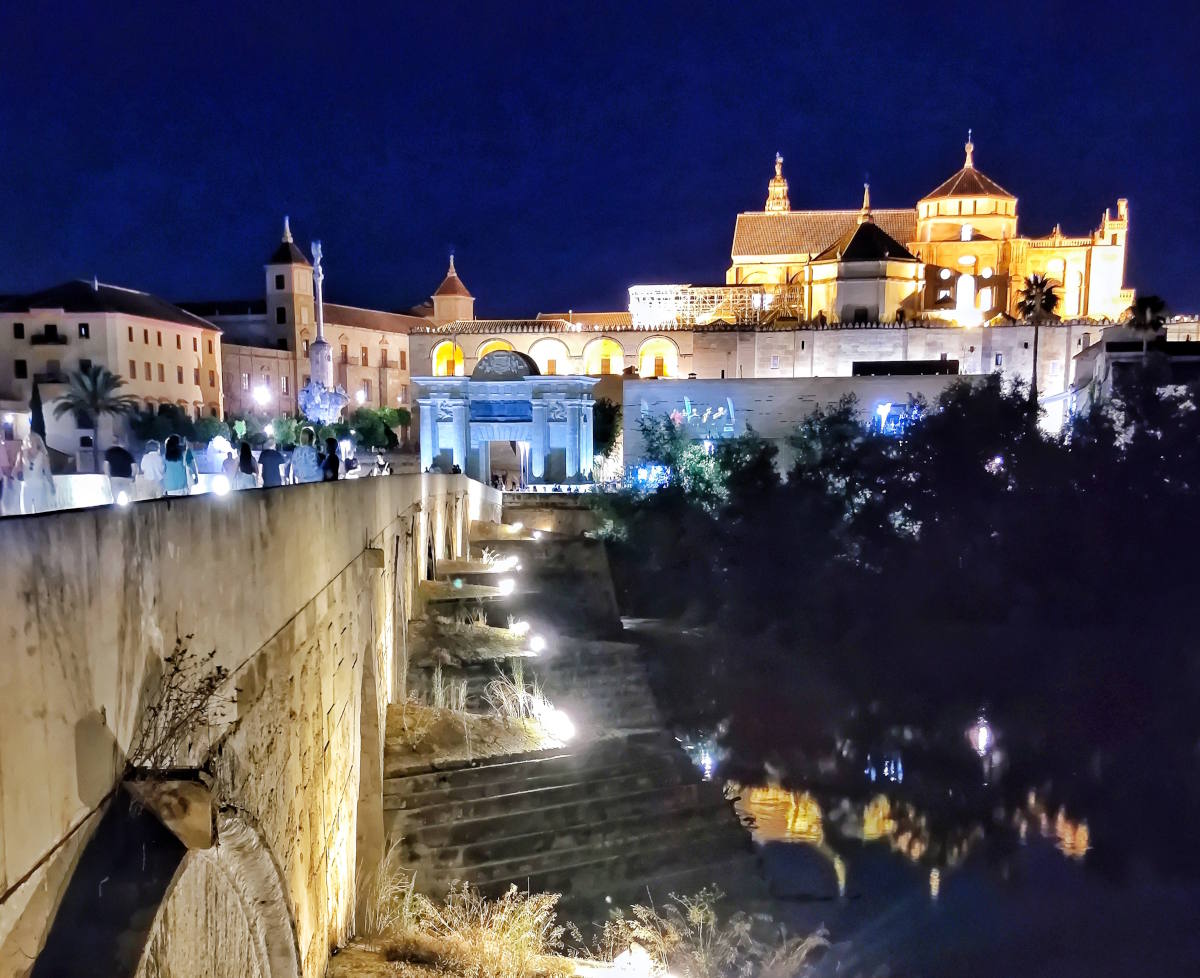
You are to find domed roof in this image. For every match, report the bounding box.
[434,254,473,298]
[470,349,540,380]
[921,137,1014,201]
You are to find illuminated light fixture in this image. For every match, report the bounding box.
[212,474,231,496]
[252,385,270,407]
[939,268,953,280]
[876,402,892,428]
[355,389,367,404]
[510,521,524,532]
[532,530,543,540]
[508,620,531,636]
[452,578,463,589]
[539,706,575,743]
[115,491,130,507]
[2,412,13,423]
[530,635,546,654]
[339,438,353,457]
[969,714,993,757]
[497,578,516,596]
[612,942,652,978]
[264,423,274,437]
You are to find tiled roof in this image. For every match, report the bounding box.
[323,302,428,335]
[179,298,267,317]
[413,319,576,335]
[921,166,1014,201]
[268,239,311,266]
[537,311,634,327]
[2,280,221,331]
[732,209,916,258]
[814,221,919,263]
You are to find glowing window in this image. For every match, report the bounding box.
[477,338,514,359]
[584,337,624,376]
[432,340,465,376]
[530,338,570,375]
[637,337,678,379]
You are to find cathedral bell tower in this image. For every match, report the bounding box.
[764,153,791,213]
[264,216,315,351]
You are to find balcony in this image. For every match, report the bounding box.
[30,333,68,346]
[33,370,69,384]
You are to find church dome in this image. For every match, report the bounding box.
[919,136,1014,202]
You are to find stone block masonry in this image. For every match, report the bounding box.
[0,474,500,978]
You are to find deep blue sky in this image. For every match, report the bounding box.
[1,1,1196,317]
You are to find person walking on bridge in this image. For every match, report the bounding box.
[291,426,321,484]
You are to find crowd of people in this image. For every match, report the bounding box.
[0,424,374,516]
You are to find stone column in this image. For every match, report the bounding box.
[565,400,582,478]
[580,396,594,477]
[450,401,468,471]
[417,398,437,471]
[475,441,491,484]
[531,401,548,481]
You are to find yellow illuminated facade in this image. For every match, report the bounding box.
[729,139,1133,324]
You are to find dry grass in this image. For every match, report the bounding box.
[385,702,550,774]
[410,615,528,668]
[591,887,828,978]
[354,847,571,978]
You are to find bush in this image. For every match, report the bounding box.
[130,404,195,444]
[193,416,230,444]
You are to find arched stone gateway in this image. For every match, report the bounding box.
[134,813,302,978]
[415,350,600,485]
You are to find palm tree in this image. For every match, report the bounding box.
[1017,274,1061,403]
[52,364,140,472]
[1127,294,1167,358]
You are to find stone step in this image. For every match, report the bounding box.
[382,733,670,787]
[391,782,725,851]
[455,825,756,901]
[389,765,705,827]
[385,751,692,811]
[401,797,737,868]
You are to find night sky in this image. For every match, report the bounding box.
[2,1,1196,317]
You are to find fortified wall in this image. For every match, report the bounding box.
[0,475,501,978]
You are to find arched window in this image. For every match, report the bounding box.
[637,336,679,378]
[583,337,624,376]
[476,338,514,359]
[529,338,570,375]
[432,340,464,377]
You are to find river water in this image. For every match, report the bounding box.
[724,781,1200,977]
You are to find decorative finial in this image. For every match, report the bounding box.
[775,152,784,178]
[282,215,293,242]
[858,182,872,224]
[964,130,974,168]
[448,251,457,275]
[765,153,791,212]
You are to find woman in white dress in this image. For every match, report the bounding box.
[139,439,165,498]
[16,432,56,514]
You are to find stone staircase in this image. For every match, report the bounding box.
[387,519,765,923]
[383,733,761,917]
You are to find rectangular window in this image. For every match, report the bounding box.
[175,334,181,349]
[362,380,371,400]
[144,361,152,380]
[274,273,285,289]
[80,358,92,372]
[194,367,200,384]
[361,346,369,366]
[546,359,557,375]
[156,331,162,347]
[157,364,165,382]
[400,384,408,403]
[380,349,388,368]
[399,350,407,370]
[176,365,184,384]
[303,374,310,386]
[193,336,198,352]
[340,344,348,363]
[207,340,213,354]
[78,322,90,338]
[13,322,24,339]
[241,372,249,391]
[995,353,1004,367]
[208,370,215,386]
[800,340,805,350]
[302,339,310,355]
[130,360,137,377]
[15,359,27,379]
[276,306,287,325]
[281,376,289,394]
[128,326,134,342]
[769,355,780,369]
[144,329,149,344]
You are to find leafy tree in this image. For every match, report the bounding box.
[1017,274,1060,403]
[593,398,622,458]
[193,416,231,444]
[51,364,138,471]
[130,404,195,445]
[1127,294,1168,356]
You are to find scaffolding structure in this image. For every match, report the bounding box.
[628,283,804,328]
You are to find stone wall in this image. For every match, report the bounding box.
[0,474,500,978]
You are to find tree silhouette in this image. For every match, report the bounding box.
[1017,275,1061,403]
[51,364,139,471]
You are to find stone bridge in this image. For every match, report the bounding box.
[0,474,501,978]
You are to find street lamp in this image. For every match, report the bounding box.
[356,389,367,405]
[252,385,270,408]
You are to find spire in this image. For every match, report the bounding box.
[858,182,873,224]
[448,252,456,275]
[964,129,975,168]
[282,215,293,243]
[764,152,790,213]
